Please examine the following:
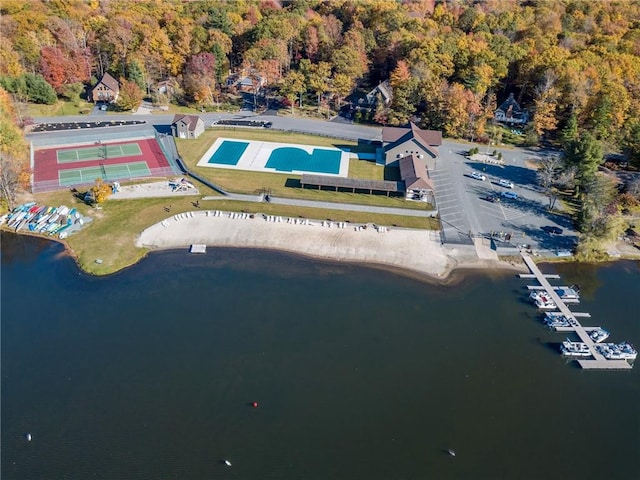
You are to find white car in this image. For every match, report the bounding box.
[501,190,518,199]
[498,179,514,188]
[470,172,486,181]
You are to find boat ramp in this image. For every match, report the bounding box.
[519,252,633,370]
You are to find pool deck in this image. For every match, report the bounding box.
[197,137,350,177]
[520,252,632,370]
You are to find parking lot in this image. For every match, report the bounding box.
[432,140,577,253]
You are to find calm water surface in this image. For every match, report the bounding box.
[1,233,639,479]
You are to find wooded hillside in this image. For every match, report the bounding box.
[0,0,638,160]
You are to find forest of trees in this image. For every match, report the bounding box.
[1,0,638,157]
[1,0,639,255]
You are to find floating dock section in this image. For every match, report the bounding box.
[189,244,207,254]
[520,252,632,370]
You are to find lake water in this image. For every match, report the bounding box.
[1,232,639,479]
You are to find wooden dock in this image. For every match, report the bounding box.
[520,252,632,370]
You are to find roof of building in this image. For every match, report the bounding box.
[172,114,203,131]
[496,93,525,116]
[398,155,435,191]
[364,80,392,104]
[300,174,401,192]
[383,123,441,158]
[382,122,442,147]
[97,72,119,92]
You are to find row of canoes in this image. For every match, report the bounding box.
[1,202,84,238]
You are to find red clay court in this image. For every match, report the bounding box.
[32,137,175,193]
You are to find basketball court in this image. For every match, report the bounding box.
[196,137,350,177]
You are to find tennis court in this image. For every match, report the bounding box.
[58,161,151,186]
[57,142,142,163]
[198,138,349,177]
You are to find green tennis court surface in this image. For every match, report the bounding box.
[58,161,151,186]
[57,143,143,163]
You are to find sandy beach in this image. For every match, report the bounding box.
[136,210,511,279]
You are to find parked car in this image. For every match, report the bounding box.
[483,195,500,203]
[470,171,486,181]
[498,178,514,188]
[501,190,518,199]
[99,104,107,111]
[542,226,563,235]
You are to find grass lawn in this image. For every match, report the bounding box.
[20,183,437,275]
[177,128,430,210]
[27,99,94,116]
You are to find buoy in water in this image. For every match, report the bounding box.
[224,459,232,467]
[26,433,32,442]
[448,449,456,457]
[252,401,258,408]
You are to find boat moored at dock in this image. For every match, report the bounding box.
[588,327,610,343]
[595,342,637,361]
[529,291,557,310]
[560,340,592,357]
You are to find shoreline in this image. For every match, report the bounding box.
[136,210,526,283]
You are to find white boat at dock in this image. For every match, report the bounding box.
[544,313,571,329]
[529,291,557,310]
[560,340,591,357]
[595,342,637,361]
[555,285,580,301]
[588,327,610,343]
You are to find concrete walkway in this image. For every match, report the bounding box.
[202,193,436,218]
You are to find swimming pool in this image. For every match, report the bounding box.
[198,138,349,177]
[266,147,341,174]
[207,140,249,165]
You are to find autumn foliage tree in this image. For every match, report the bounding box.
[116,78,143,111]
[89,178,112,204]
[0,87,29,211]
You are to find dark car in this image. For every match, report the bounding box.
[483,195,500,203]
[542,226,563,235]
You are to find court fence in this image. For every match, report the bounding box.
[32,166,177,194]
[29,129,155,149]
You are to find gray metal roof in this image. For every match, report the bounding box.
[300,174,402,192]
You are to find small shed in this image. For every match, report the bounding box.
[171,114,205,139]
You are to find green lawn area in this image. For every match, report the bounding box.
[27,99,94,116]
[177,128,429,210]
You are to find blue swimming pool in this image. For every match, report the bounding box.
[266,147,341,174]
[207,140,249,165]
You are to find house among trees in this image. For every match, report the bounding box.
[226,68,266,93]
[171,114,205,139]
[358,80,393,109]
[92,72,120,103]
[155,79,177,96]
[494,93,529,125]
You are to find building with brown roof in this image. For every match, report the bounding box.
[171,114,205,139]
[382,123,442,170]
[92,72,120,103]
